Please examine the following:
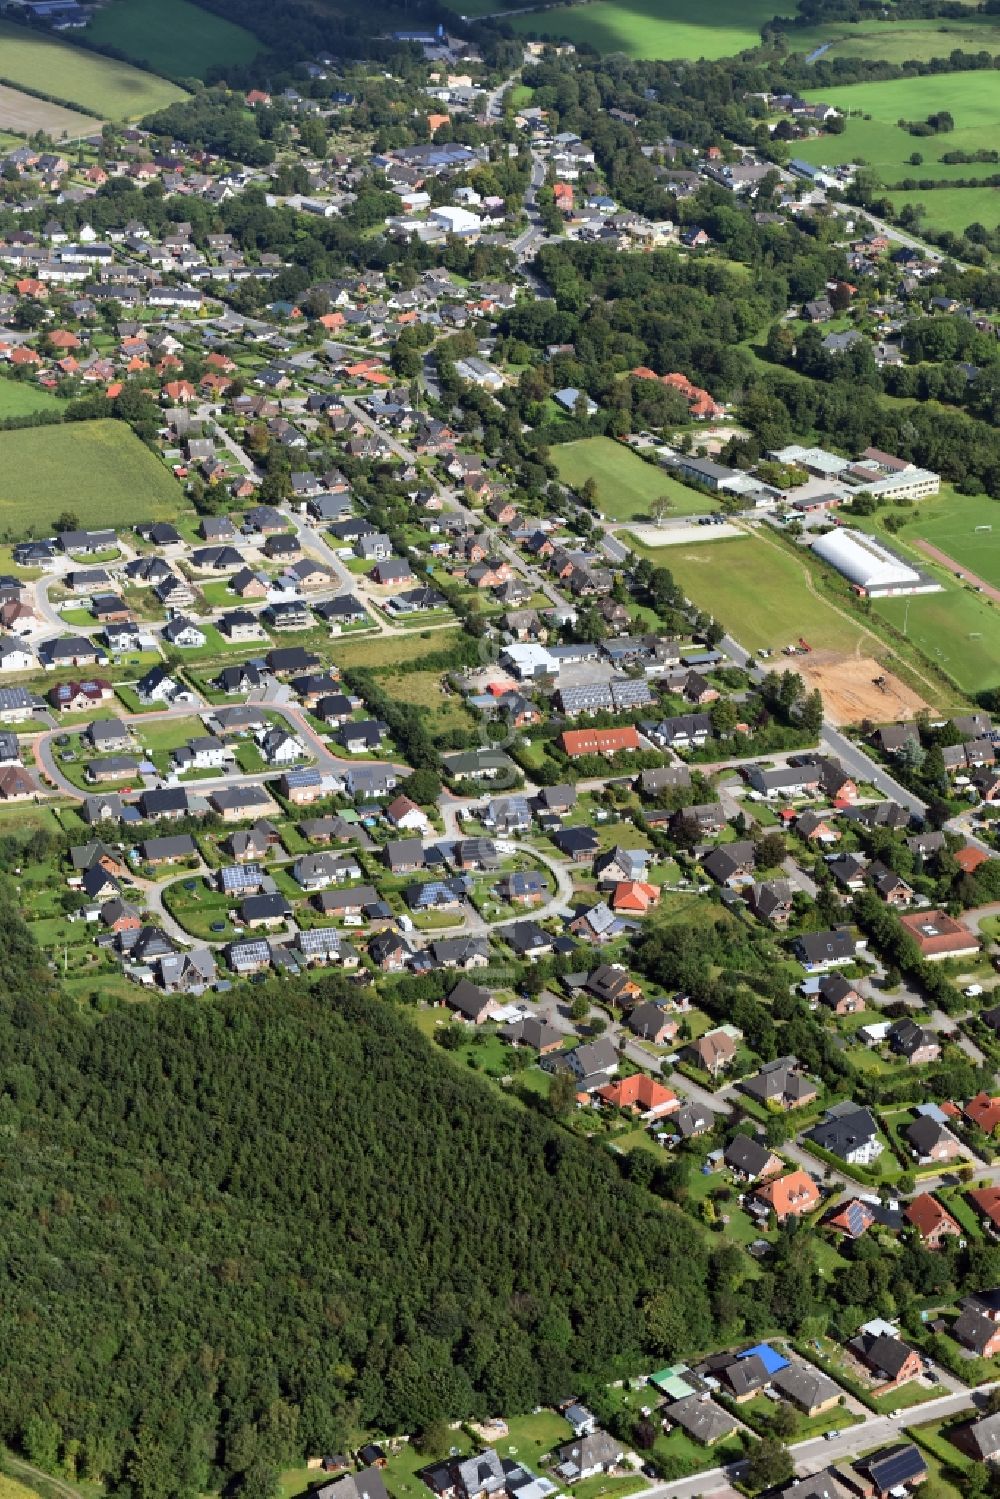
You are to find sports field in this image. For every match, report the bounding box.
[553,437,716,519]
[83,0,261,79]
[874,585,1000,695]
[794,73,1000,235]
[0,420,185,536]
[0,20,186,119]
[653,534,867,654]
[782,15,1000,64]
[505,0,777,59]
[856,490,1000,587]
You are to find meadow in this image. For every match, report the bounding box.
[885,185,1000,234]
[0,20,186,119]
[643,533,867,654]
[0,379,63,417]
[0,420,185,536]
[83,0,261,80]
[553,436,715,519]
[505,0,777,59]
[781,14,1000,64]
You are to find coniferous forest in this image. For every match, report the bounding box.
[0,889,709,1499]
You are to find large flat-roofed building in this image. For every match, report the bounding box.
[811,528,940,598]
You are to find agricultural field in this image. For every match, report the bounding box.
[885,185,1000,235]
[781,14,1000,64]
[0,420,186,537]
[0,80,94,137]
[643,533,867,654]
[795,73,1000,233]
[505,0,777,59]
[553,436,715,519]
[0,20,186,120]
[0,379,62,417]
[82,0,261,79]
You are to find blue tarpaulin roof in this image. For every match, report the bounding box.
[737,1342,789,1375]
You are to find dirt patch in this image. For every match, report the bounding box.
[914,538,1000,603]
[0,82,99,135]
[796,650,931,726]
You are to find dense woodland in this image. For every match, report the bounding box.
[0,886,710,1499]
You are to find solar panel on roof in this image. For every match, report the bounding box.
[846,1201,867,1237]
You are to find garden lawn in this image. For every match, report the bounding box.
[653,534,866,654]
[0,19,186,118]
[0,420,185,537]
[553,437,715,519]
[780,15,1000,64]
[82,0,260,78]
[506,0,778,59]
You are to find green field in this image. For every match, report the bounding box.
[795,72,1000,233]
[505,0,777,59]
[874,585,1000,694]
[864,489,1000,587]
[0,380,62,417]
[641,533,867,654]
[0,420,186,536]
[83,0,261,79]
[553,436,715,519]
[0,19,186,118]
[782,14,1000,64]
[885,186,1000,235]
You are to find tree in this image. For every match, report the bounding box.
[53,510,80,533]
[745,1437,793,1493]
[547,1070,578,1117]
[569,994,591,1023]
[649,496,674,523]
[402,768,442,805]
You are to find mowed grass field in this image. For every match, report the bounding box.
[83,0,261,79]
[506,0,777,59]
[885,185,1000,233]
[875,489,1000,587]
[795,74,1000,233]
[782,15,1000,63]
[0,420,185,535]
[848,491,1000,693]
[0,20,186,119]
[553,436,715,519]
[648,533,867,654]
[874,586,1000,694]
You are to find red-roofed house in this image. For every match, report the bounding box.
[969,1185,1000,1234]
[611,880,660,914]
[597,1074,679,1120]
[751,1169,820,1223]
[905,1193,961,1249]
[560,727,641,758]
[965,1092,1000,1133]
